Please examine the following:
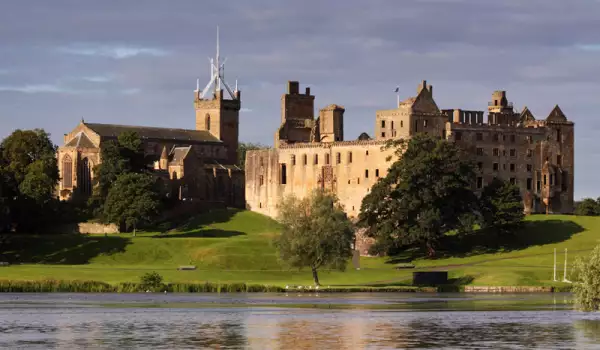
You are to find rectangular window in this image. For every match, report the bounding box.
[365,169,369,178]
[493,148,499,157]
[527,164,533,172]
[375,169,380,177]
[557,129,561,142]
[476,133,483,141]
[260,157,264,166]
[493,163,499,171]
[423,120,428,127]
[477,162,483,170]
[336,152,341,164]
[503,163,507,170]
[527,149,533,157]
[476,177,483,189]
[303,154,307,165]
[280,164,287,185]
[455,131,462,141]
[259,175,264,186]
[415,120,419,132]
[537,180,541,192]
[381,132,386,138]
[325,153,330,165]
[314,154,319,165]
[510,163,515,172]
[381,120,386,128]
[291,155,296,166]
[510,134,516,143]
[391,121,394,130]
[510,149,516,157]
[348,152,353,164]
[400,120,404,128]
[557,155,562,166]
[527,136,532,144]
[476,148,484,156]
[510,178,516,185]
[493,134,499,142]
[550,174,554,186]
[543,175,547,185]
[527,178,532,190]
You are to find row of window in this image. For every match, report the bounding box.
[456,132,543,144]
[287,150,373,166]
[259,168,383,186]
[476,173,565,192]
[477,162,533,173]
[475,147,536,159]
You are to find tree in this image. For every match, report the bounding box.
[90,131,149,214]
[0,129,59,232]
[575,198,600,216]
[358,134,478,256]
[275,190,355,286]
[572,245,600,312]
[103,173,161,235]
[479,178,524,234]
[238,142,267,168]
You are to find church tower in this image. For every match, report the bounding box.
[194,26,241,164]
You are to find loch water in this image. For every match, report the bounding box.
[0,293,598,349]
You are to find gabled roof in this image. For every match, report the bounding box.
[546,105,567,122]
[520,106,536,122]
[169,146,192,164]
[84,122,221,143]
[65,131,96,148]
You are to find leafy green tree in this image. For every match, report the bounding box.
[575,198,600,216]
[275,190,355,286]
[479,178,524,234]
[90,131,149,214]
[0,129,59,232]
[358,134,478,256]
[572,245,600,311]
[238,142,267,168]
[103,173,161,235]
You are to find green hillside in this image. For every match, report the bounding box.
[1,209,599,287]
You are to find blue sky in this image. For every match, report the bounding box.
[1,0,599,199]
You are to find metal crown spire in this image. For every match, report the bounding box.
[198,26,237,100]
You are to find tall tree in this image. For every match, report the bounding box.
[90,131,149,213]
[0,129,59,232]
[479,178,524,234]
[275,190,355,286]
[358,134,478,256]
[103,173,161,235]
[238,142,267,168]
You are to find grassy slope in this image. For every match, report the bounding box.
[1,210,599,287]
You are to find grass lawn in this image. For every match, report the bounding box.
[1,209,599,287]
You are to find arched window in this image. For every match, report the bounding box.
[62,155,73,188]
[78,157,92,195]
[205,114,211,131]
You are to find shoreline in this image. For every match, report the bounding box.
[0,280,572,293]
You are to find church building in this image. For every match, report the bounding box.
[57,30,245,207]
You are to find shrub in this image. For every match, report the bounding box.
[140,271,164,291]
[572,245,600,311]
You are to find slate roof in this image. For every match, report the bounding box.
[65,132,96,148]
[546,105,567,122]
[84,122,221,143]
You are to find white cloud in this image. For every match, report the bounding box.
[120,88,141,95]
[240,108,253,112]
[0,84,68,94]
[57,45,170,59]
[576,44,600,51]
[81,75,114,83]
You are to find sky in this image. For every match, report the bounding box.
[0,0,599,199]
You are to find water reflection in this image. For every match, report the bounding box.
[0,294,599,349]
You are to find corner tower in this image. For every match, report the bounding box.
[194,26,241,164]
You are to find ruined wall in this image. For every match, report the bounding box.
[245,140,394,218]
